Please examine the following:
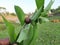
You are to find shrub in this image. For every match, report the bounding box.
[1,0,55,45]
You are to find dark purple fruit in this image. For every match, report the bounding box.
[25,17,31,24]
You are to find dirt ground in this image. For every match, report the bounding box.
[0,15,18,23]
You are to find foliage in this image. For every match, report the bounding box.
[0,22,60,45]
[0,24,6,31]
[10,13,16,16]
[1,0,54,45]
[33,22,60,45]
[14,6,25,26]
[49,16,60,20]
[2,15,16,43]
[0,7,6,9]
[51,6,60,15]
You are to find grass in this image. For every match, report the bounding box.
[0,24,6,31]
[0,30,8,39]
[49,16,60,20]
[0,23,21,39]
[0,22,60,45]
[33,22,60,45]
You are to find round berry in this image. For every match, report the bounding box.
[25,17,31,24]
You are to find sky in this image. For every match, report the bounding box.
[0,0,60,13]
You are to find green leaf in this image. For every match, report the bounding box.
[41,12,48,17]
[23,24,33,45]
[14,5,25,26]
[41,0,54,17]
[44,0,55,13]
[2,16,16,43]
[17,24,30,43]
[35,0,44,9]
[39,16,49,23]
[30,24,38,45]
[31,6,43,21]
